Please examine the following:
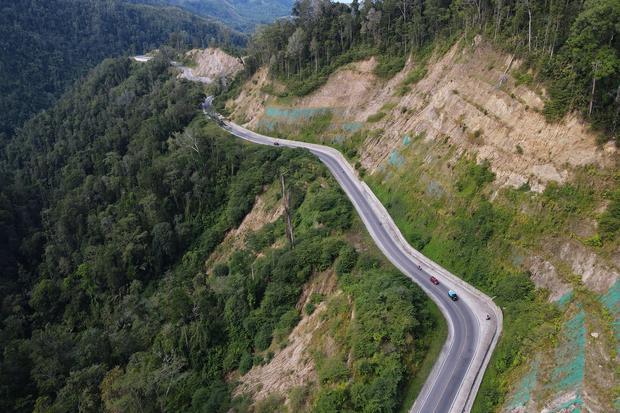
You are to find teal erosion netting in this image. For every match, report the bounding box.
[556,291,574,308]
[331,135,345,145]
[546,310,586,412]
[264,106,333,120]
[507,358,539,409]
[388,149,405,168]
[257,119,276,131]
[599,280,620,410]
[342,122,363,133]
[425,180,445,199]
[263,107,365,137]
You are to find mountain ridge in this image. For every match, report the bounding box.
[0,0,245,138]
[128,0,295,31]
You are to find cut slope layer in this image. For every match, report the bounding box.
[231,37,617,192]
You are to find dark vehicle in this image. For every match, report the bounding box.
[273,142,280,146]
[430,276,440,285]
[448,290,458,301]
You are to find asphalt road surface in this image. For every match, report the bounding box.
[210,109,502,413]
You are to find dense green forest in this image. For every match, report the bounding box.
[0,0,246,139]
[0,54,436,411]
[247,0,619,141]
[129,0,295,32]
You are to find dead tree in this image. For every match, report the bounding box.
[281,174,295,247]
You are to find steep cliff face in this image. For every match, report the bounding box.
[230,37,616,193]
[227,36,619,413]
[184,48,244,81]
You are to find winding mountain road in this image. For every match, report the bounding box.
[209,108,502,413]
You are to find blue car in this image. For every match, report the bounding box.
[448,290,458,301]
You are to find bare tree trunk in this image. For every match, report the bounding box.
[589,76,597,117]
[494,0,502,40]
[542,14,550,52]
[612,85,620,133]
[281,175,295,247]
[549,18,560,57]
[589,60,600,117]
[528,6,532,53]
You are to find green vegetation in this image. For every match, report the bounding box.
[367,112,387,123]
[403,66,429,87]
[306,261,439,412]
[541,0,619,138]
[599,188,620,242]
[375,55,407,79]
[245,0,618,142]
[0,51,440,412]
[397,303,447,413]
[0,0,245,138]
[367,157,568,412]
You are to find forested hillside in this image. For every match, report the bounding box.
[129,0,295,32]
[247,0,619,141]
[0,0,245,138]
[0,53,437,412]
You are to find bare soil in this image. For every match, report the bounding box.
[183,48,243,82]
[230,37,616,193]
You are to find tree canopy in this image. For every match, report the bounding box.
[0,53,435,412]
[248,0,619,141]
[0,0,246,139]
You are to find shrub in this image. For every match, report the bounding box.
[255,395,285,413]
[254,326,272,351]
[313,387,348,413]
[318,358,349,384]
[252,354,264,366]
[276,309,300,332]
[396,85,410,96]
[513,70,534,86]
[367,112,386,123]
[304,302,316,315]
[599,189,620,241]
[212,263,229,277]
[403,66,428,86]
[335,245,358,275]
[238,352,253,374]
[375,54,406,79]
[319,238,345,270]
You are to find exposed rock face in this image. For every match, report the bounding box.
[229,66,272,124]
[526,256,572,302]
[549,239,619,294]
[356,39,615,193]
[230,37,616,193]
[181,48,243,83]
